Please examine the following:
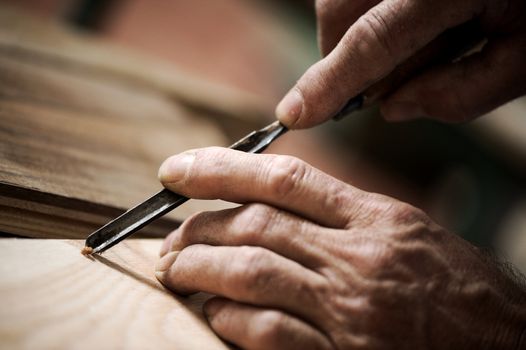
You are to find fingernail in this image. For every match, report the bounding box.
[383,101,423,121]
[158,153,195,184]
[275,88,303,127]
[155,251,179,274]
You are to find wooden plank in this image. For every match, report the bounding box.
[0,238,228,350]
[0,183,177,239]
[0,95,231,239]
[0,38,236,239]
[0,66,225,209]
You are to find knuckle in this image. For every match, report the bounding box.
[231,247,274,296]
[347,193,391,226]
[323,182,351,222]
[266,155,308,198]
[352,241,397,279]
[349,193,430,230]
[233,204,275,241]
[364,194,422,221]
[179,211,209,245]
[371,246,396,272]
[308,278,334,310]
[254,310,288,344]
[348,5,399,75]
[362,9,394,54]
[388,202,428,225]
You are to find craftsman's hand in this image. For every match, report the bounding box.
[155,148,525,350]
[276,0,526,126]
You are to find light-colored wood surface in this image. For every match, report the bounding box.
[0,239,228,350]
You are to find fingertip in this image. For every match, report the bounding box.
[275,88,303,129]
[158,152,196,186]
[158,156,174,182]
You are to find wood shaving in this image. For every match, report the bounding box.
[81,246,94,256]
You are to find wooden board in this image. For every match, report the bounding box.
[0,57,226,206]
[0,61,230,238]
[0,238,228,350]
[0,7,244,239]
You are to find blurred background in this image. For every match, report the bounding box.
[3,0,526,273]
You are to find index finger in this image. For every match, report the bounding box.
[158,147,363,228]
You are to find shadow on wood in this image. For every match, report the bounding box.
[0,239,228,350]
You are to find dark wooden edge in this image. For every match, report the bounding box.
[0,182,180,239]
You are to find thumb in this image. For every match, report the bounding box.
[275,0,479,129]
[275,53,362,129]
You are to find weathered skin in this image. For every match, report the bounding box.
[156,0,526,348]
[156,147,526,350]
[276,0,526,127]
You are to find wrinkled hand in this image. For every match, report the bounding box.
[155,147,525,350]
[275,0,526,126]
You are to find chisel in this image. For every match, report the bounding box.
[83,22,482,255]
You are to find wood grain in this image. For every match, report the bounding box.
[0,238,228,350]
[0,183,177,239]
[0,63,225,210]
[0,7,241,238]
[0,71,231,238]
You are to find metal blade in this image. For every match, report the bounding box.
[84,121,288,253]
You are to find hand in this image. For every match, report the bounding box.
[275,0,526,127]
[155,147,525,350]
